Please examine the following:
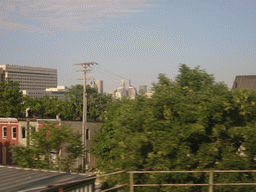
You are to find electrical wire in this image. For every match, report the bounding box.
[94,65,156,84]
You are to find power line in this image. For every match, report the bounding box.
[92,68,124,81]
[94,65,155,84]
[95,65,130,81]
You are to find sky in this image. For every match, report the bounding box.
[1,0,255,92]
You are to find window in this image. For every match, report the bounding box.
[12,127,17,139]
[22,127,26,138]
[2,127,7,139]
[86,129,90,140]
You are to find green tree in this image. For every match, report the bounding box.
[11,121,84,171]
[22,84,112,120]
[176,64,214,91]
[23,95,77,119]
[92,64,256,192]
[65,84,84,114]
[65,84,113,121]
[0,79,24,117]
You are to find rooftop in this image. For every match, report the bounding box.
[0,165,95,192]
[232,75,256,90]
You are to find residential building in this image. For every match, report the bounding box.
[0,118,60,165]
[18,118,38,147]
[1,117,100,171]
[60,120,101,172]
[232,75,256,89]
[0,118,19,165]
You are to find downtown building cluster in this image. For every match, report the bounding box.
[107,79,153,99]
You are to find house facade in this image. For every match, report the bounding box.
[61,120,101,171]
[0,118,19,164]
[0,118,101,171]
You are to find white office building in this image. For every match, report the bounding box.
[0,64,57,91]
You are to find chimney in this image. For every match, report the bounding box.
[56,113,61,121]
[26,108,30,118]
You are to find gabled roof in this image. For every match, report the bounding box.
[0,165,95,192]
[232,75,256,90]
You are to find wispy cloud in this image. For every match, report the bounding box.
[0,0,157,33]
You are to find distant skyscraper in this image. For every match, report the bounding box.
[89,80,98,90]
[139,85,147,94]
[127,80,137,99]
[120,79,125,88]
[115,79,127,98]
[94,80,103,94]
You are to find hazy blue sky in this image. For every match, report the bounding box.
[1,0,255,92]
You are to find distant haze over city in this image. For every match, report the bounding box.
[1,0,255,93]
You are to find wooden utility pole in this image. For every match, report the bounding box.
[74,62,97,171]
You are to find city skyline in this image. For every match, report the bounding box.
[1,0,255,92]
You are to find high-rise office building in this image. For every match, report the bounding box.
[0,64,57,91]
[89,80,103,94]
[127,80,137,99]
[94,80,103,94]
[139,85,147,94]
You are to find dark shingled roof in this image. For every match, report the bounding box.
[232,75,256,90]
[0,165,95,192]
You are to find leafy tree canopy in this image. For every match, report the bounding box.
[11,121,84,171]
[92,64,256,192]
[23,84,113,121]
[0,79,24,117]
[65,84,113,121]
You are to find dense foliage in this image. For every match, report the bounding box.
[11,122,84,171]
[0,78,112,121]
[92,64,256,192]
[0,79,24,117]
[23,85,112,121]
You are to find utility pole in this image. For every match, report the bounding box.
[74,62,97,172]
